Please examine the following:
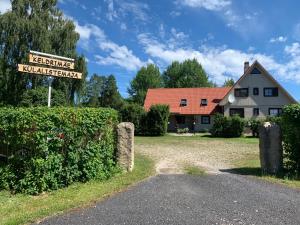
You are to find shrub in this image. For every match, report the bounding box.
[246,118,264,137]
[210,113,245,138]
[119,103,146,135]
[0,107,118,194]
[177,128,189,134]
[146,104,170,136]
[281,104,300,177]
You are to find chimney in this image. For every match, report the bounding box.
[244,61,250,73]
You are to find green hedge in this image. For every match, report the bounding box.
[281,104,300,177]
[0,107,119,194]
[119,103,146,135]
[210,113,245,137]
[146,104,170,136]
[120,103,169,136]
[246,118,264,137]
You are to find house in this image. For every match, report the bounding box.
[144,61,297,132]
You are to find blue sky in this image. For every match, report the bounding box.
[1,0,300,100]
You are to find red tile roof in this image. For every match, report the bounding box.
[144,87,231,115]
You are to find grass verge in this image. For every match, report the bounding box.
[0,154,155,225]
[233,155,300,190]
[184,165,206,176]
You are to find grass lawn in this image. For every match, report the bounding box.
[0,154,155,225]
[234,153,300,190]
[184,165,206,176]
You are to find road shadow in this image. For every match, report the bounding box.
[220,167,262,176]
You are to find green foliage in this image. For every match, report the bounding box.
[223,78,235,87]
[83,74,124,110]
[177,128,189,134]
[0,107,119,194]
[0,0,86,106]
[119,103,146,135]
[100,75,124,110]
[163,59,212,88]
[210,113,245,138]
[128,64,162,105]
[146,104,170,136]
[281,104,300,177]
[246,118,264,137]
[19,87,67,107]
[265,115,282,125]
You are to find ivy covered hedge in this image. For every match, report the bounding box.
[0,107,119,194]
[281,104,300,177]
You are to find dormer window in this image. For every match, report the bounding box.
[201,99,208,106]
[180,99,187,106]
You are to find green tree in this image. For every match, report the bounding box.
[162,59,212,88]
[0,0,86,106]
[223,78,235,87]
[84,74,106,107]
[20,86,67,107]
[100,75,124,110]
[83,74,123,110]
[128,64,162,105]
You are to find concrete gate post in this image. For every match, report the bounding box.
[259,122,283,175]
[117,122,134,172]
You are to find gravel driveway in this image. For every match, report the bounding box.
[135,136,258,174]
[36,174,300,225]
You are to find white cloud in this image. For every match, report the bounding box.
[66,16,146,71]
[120,23,127,31]
[118,1,149,21]
[104,0,150,22]
[138,33,300,84]
[176,0,263,38]
[105,0,118,21]
[0,0,11,14]
[95,41,147,71]
[293,23,300,41]
[170,11,181,17]
[285,42,300,57]
[177,0,231,11]
[270,36,287,43]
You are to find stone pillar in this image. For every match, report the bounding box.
[117,122,134,172]
[259,122,283,175]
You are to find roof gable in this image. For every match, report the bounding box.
[220,61,297,105]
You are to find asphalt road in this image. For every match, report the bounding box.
[36,174,300,225]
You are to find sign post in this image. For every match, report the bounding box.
[18,51,82,107]
[47,76,54,107]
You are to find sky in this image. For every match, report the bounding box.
[1,0,300,100]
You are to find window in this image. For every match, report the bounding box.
[253,88,259,96]
[229,108,245,118]
[234,88,249,97]
[264,88,278,97]
[250,68,261,74]
[253,108,259,116]
[175,116,185,124]
[180,99,187,106]
[201,99,208,106]
[269,108,282,116]
[201,116,210,124]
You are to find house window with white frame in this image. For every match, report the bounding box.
[269,108,282,116]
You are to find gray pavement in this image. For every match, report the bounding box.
[36,174,300,225]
